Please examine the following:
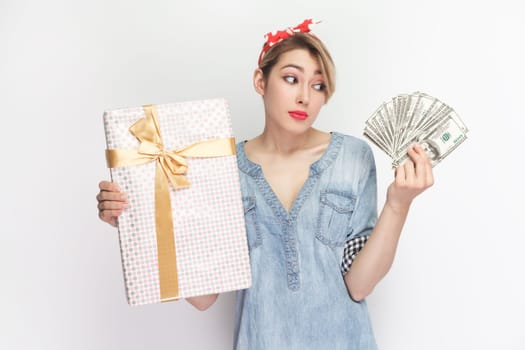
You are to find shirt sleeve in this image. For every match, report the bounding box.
[340,144,377,275]
[341,235,369,275]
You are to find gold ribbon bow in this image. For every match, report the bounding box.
[106,104,236,301]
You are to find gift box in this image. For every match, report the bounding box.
[103,98,251,306]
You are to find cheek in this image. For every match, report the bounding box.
[268,89,290,106]
[312,96,326,110]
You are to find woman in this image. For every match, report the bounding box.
[97,20,434,349]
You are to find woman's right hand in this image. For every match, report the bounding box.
[97,181,129,227]
[98,180,219,310]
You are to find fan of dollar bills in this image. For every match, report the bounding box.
[364,91,468,168]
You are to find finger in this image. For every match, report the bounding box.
[416,144,435,186]
[410,145,426,181]
[412,143,431,162]
[425,161,434,187]
[403,158,415,183]
[406,144,422,162]
[395,162,405,186]
[415,144,433,167]
[99,180,121,192]
[99,210,122,227]
[97,191,128,202]
[98,200,129,211]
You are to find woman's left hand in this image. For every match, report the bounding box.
[386,144,434,213]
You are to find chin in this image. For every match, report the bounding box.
[283,122,314,135]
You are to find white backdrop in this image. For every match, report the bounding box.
[1,0,524,349]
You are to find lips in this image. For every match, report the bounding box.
[288,110,308,120]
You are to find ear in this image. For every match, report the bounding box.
[253,68,266,96]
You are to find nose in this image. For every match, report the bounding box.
[296,83,310,106]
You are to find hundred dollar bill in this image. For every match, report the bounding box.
[365,106,394,156]
[393,94,410,152]
[364,92,469,168]
[392,111,468,168]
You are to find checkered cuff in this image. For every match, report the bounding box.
[341,235,369,275]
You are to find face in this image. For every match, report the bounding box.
[254,49,327,134]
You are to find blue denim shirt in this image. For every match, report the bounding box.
[233,132,378,350]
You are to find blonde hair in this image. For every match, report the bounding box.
[258,32,336,101]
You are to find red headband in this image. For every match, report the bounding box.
[257,19,321,66]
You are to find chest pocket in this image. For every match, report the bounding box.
[315,190,356,247]
[242,196,262,251]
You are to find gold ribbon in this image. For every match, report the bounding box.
[106,104,236,301]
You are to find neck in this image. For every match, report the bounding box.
[258,125,317,155]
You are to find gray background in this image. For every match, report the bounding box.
[1,0,524,349]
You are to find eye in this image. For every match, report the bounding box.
[313,83,326,91]
[284,75,297,84]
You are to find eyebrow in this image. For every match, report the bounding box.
[280,64,323,75]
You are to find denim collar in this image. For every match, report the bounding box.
[236,131,344,177]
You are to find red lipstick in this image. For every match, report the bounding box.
[288,110,308,120]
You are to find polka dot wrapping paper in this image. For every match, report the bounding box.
[103,98,252,306]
